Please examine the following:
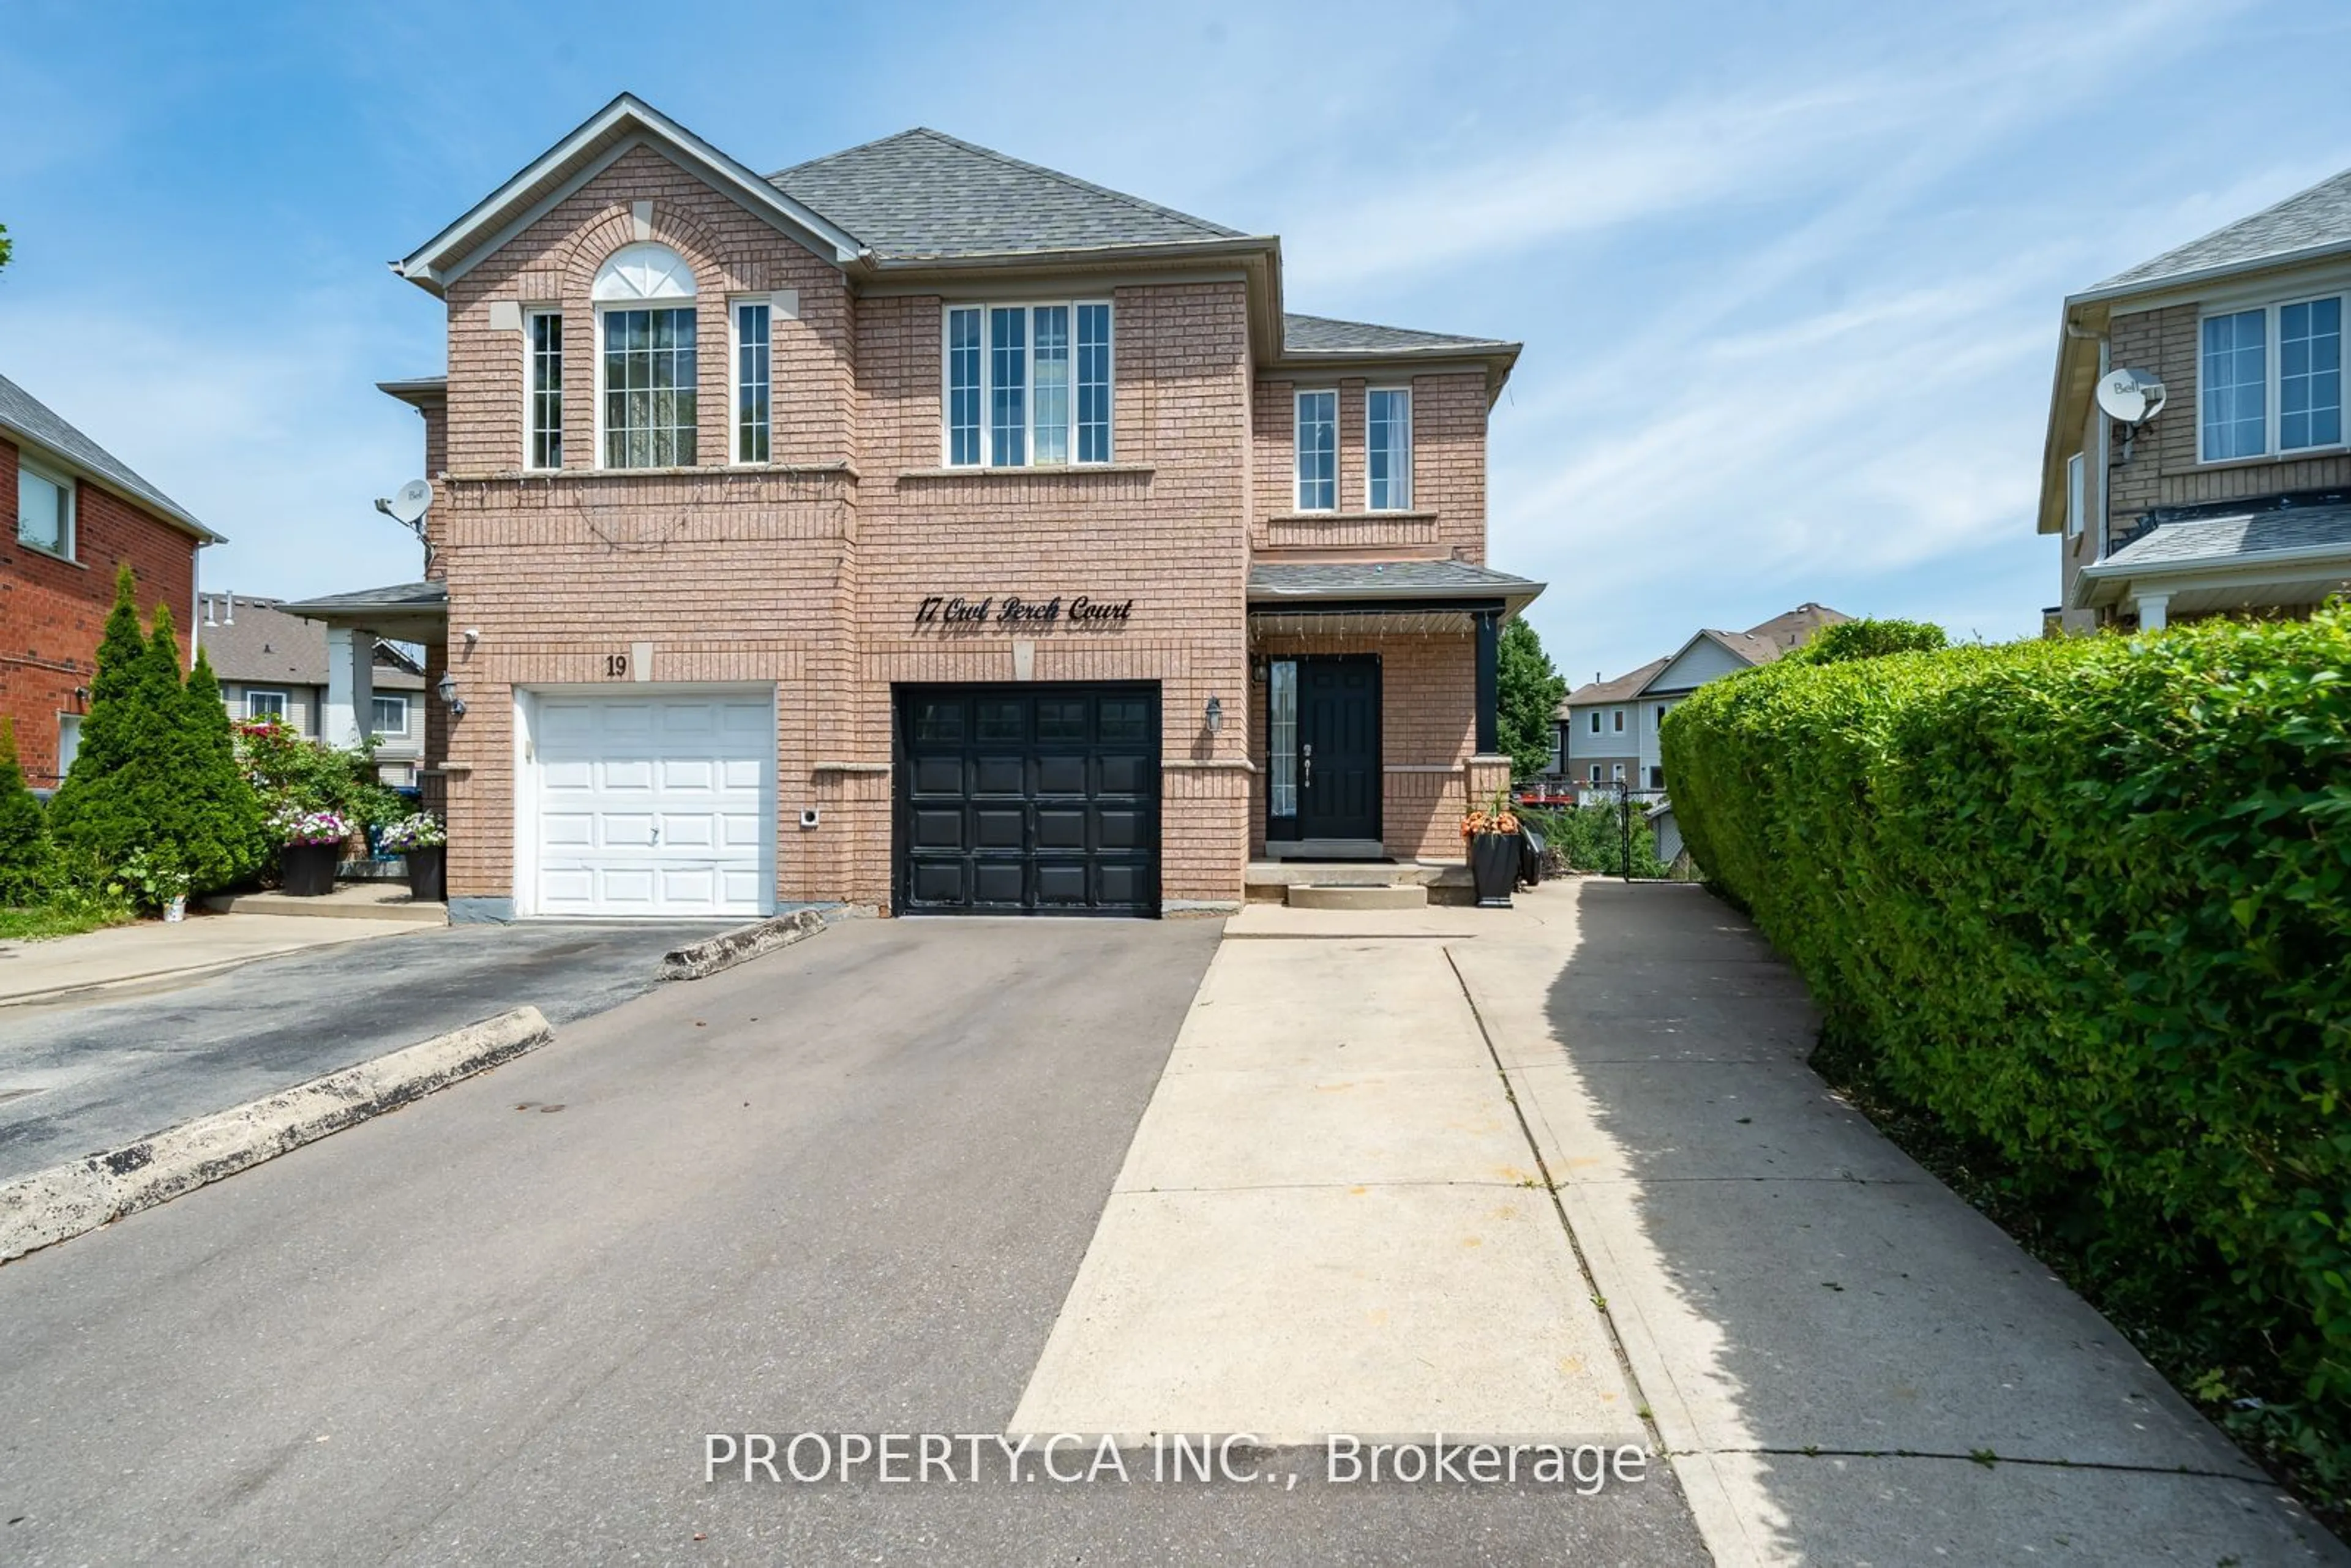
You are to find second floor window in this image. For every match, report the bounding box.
[527,310,563,470]
[246,690,288,722]
[371,694,409,737]
[945,301,1112,467]
[1295,390,1337,510]
[2200,296,2343,462]
[593,242,698,469]
[16,457,74,558]
[735,300,771,463]
[1367,388,1412,509]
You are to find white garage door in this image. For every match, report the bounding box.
[531,691,773,918]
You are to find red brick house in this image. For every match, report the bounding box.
[292,95,1540,920]
[2,374,222,788]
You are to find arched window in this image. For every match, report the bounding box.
[592,242,696,302]
[592,244,698,466]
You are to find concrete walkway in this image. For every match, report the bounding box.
[0,909,430,1008]
[1016,880,2347,1565]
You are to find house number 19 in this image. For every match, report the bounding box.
[606,653,628,678]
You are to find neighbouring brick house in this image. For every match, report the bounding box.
[2044,166,2351,631]
[1,373,222,789]
[291,95,1539,920]
[1554,604,1848,795]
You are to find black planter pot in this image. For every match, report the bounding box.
[1470,831,1519,909]
[405,846,446,903]
[279,841,339,897]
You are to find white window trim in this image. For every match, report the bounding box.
[2195,294,2349,465]
[370,693,410,737]
[1588,763,1602,784]
[246,689,290,721]
[1611,708,1625,733]
[939,300,1115,469]
[730,296,774,466]
[1365,385,1413,511]
[593,299,702,471]
[522,306,564,472]
[1611,762,1626,782]
[1294,388,1338,512]
[15,454,77,561]
[1588,710,1600,735]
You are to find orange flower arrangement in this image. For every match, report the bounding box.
[1461,787,1520,839]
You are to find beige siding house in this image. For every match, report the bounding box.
[197,593,426,783]
[2044,168,2351,631]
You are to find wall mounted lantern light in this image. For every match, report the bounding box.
[1205,695,1223,735]
[436,670,467,718]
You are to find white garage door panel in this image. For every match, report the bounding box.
[530,692,773,918]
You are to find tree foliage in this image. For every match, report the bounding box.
[0,222,12,275]
[1498,618,1568,779]
[0,718,47,903]
[1783,616,1948,667]
[1663,606,2351,1496]
[48,569,268,899]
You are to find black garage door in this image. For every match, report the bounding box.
[894,683,1160,917]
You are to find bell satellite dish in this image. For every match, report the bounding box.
[386,478,434,526]
[2096,369,2167,426]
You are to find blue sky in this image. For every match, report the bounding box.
[6,0,2349,686]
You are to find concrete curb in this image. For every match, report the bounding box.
[659,909,828,980]
[0,1005,552,1264]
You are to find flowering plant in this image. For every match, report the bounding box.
[376,812,446,852]
[1460,786,1521,839]
[274,808,352,847]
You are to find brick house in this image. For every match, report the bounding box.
[2,373,222,789]
[2044,167,2351,631]
[291,95,1540,920]
[1554,604,1848,795]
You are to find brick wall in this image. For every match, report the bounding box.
[1,436,198,786]
[1251,371,1488,560]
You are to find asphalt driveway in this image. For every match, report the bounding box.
[0,915,1700,1565]
[0,918,732,1182]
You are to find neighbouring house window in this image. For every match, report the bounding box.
[16,457,74,557]
[246,690,288,722]
[1268,661,1299,817]
[1612,762,1626,782]
[57,714,81,782]
[371,694,409,737]
[1549,730,1562,773]
[2202,309,2267,460]
[2065,452,2084,538]
[734,300,771,463]
[2198,298,2347,462]
[1367,388,1412,510]
[2280,297,2342,451]
[1649,766,1665,788]
[1588,764,1602,784]
[1588,710,1600,735]
[1612,708,1625,733]
[1295,391,1337,510]
[526,309,563,470]
[593,242,698,469]
[944,301,1112,467]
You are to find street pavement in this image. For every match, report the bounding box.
[0,918,729,1182]
[0,915,1700,1564]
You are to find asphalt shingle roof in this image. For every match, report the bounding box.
[1280,313,1518,356]
[770,129,1245,261]
[1561,605,1850,710]
[0,373,216,541]
[2102,505,2351,568]
[1247,560,1543,599]
[2093,167,2351,293]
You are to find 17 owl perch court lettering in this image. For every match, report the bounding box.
[911,595,1138,628]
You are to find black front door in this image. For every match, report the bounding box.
[1298,658,1381,841]
[894,683,1160,917]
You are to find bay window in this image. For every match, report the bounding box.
[2200,295,2344,462]
[944,301,1112,467]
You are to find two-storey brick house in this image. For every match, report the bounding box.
[292,96,1539,920]
[2,373,222,789]
[2043,167,2351,630]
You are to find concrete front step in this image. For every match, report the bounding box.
[1247,860,1471,904]
[1284,883,1428,910]
[202,883,448,926]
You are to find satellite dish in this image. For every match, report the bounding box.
[386,478,434,526]
[2096,369,2167,426]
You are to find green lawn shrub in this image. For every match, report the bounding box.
[1662,606,2351,1497]
[0,718,49,904]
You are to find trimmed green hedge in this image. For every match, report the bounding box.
[1662,608,2351,1474]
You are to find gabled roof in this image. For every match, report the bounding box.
[1560,604,1849,712]
[2088,167,2351,296]
[0,373,220,543]
[192,595,326,685]
[770,128,1246,262]
[394,94,863,295]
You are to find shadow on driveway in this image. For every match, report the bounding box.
[0,918,734,1182]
